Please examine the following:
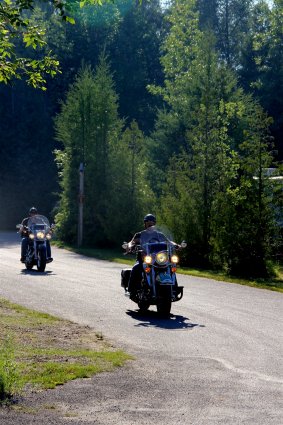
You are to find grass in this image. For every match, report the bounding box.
[0,337,22,402]
[0,298,132,403]
[177,264,283,292]
[53,241,283,293]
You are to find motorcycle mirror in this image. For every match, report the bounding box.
[180,240,187,248]
[16,224,21,229]
[122,242,128,250]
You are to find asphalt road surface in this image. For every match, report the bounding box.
[0,231,282,424]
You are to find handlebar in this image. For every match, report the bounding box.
[122,241,187,253]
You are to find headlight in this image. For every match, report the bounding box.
[156,252,168,265]
[171,255,179,263]
[144,255,152,264]
[36,231,45,239]
[46,233,52,240]
[29,234,35,240]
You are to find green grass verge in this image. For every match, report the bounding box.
[53,241,283,293]
[0,298,132,402]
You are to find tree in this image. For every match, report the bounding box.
[197,0,253,68]
[54,55,150,246]
[158,30,245,265]
[210,101,276,277]
[54,58,122,244]
[150,0,277,275]
[240,0,283,160]
[216,0,252,67]
[110,0,164,133]
[107,119,154,242]
[150,0,237,264]
[147,0,201,179]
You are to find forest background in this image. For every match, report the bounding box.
[0,0,282,278]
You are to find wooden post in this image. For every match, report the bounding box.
[78,163,84,247]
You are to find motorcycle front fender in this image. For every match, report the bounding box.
[37,242,46,253]
[26,245,34,261]
[156,284,172,298]
[34,241,46,258]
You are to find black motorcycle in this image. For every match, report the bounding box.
[121,240,187,315]
[17,215,54,272]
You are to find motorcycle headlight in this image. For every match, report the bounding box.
[29,234,35,240]
[46,233,52,240]
[171,255,179,264]
[36,231,45,239]
[144,255,152,264]
[156,252,168,265]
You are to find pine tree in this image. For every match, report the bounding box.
[107,119,154,242]
[240,0,283,160]
[109,0,164,133]
[54,57,124,244]
[210,99,276,276]
[54,55,151,246]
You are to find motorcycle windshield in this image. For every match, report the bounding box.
[27,215,50,232]
[146,242,168,254]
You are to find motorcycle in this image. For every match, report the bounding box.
[121,240,187,315]
[17,215,54,272]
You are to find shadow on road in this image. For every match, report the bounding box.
[20,269,56,276]
[126,310,205,330]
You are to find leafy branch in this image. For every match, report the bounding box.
[0,0,118,88]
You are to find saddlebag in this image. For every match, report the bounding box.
[121,269,131,289]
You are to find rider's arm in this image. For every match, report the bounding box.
[20,218,29,236]
[170,241,182,250]
[170,240,179,247]
[127,232,141,251]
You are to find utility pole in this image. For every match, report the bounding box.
[78,162,84,247]
[129,134,136,202]
[128,132,141,204]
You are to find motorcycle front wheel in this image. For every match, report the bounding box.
[25,247,33,270]
[37,246,47,272]
[156,298,172,316]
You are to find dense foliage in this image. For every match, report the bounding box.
[0,0,282,277]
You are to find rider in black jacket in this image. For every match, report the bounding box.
[126,214,180,299]
[20,207,53,263]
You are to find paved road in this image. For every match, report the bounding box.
[0,231,282,424]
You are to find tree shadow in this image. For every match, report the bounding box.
[0,231,20,247]
[126,309,205,330]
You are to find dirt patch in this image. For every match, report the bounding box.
[0,299,110,352]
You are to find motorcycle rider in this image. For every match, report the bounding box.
[20,207,53,263]
[126,214,180,300]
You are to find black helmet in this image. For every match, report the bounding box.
[144,214,156,224]
[29,207,38,215]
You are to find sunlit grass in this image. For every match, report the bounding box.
[0,337,24,402]
[19,349,129,389]
[0,298,132,402]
